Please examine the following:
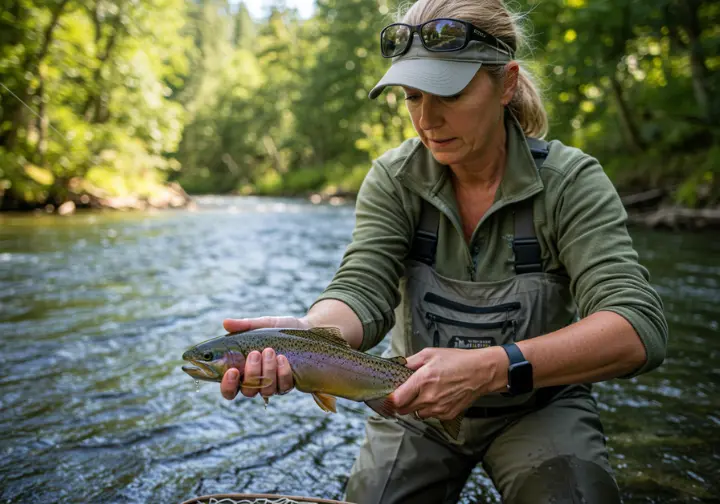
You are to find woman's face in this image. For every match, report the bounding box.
[402,64,517,167]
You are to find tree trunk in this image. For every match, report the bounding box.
[37,79,48,165]
[6,0,70,150]
[82,0,125,124]
[684,0,713,122]
[610,75,646,153]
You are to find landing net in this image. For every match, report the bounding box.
[201,498,318,504]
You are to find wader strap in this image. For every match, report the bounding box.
[513,138,549,275]
[410,138,550,271]
[410,199,440,266]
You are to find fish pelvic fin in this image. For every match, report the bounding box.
[312,392,337,413]
[439,412,465,441]
[280,327,349,347]
[365,396,396,419]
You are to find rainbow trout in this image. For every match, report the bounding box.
[181,327,463,440]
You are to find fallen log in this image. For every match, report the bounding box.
[620,189,666,209]
[627,206,720,230]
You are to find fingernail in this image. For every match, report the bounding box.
[228,369,238,381]
[264,349,275,361]
[249,353,260,363]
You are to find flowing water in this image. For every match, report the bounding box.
[0,196,718,503]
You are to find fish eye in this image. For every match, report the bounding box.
[202,351,214,361]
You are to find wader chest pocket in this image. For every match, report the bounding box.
[423,293,521,348]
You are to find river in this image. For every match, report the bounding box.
[1,196,718,503]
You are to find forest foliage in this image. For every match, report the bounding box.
[0,0,718,209]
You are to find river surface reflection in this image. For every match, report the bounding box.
[0,196,718,503]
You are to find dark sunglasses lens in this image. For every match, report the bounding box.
[421,19,467,51]
[381,25,411,57]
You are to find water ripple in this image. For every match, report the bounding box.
[0,198,718,503]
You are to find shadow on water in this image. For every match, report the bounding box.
[0,196,718,503]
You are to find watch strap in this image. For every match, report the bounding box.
[501,343,525,364]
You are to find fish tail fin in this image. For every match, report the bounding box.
[365,396,396,418]
[440,413,465,441]
[312,392,337,413]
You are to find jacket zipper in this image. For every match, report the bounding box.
[424,292,521,314]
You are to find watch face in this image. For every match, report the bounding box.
[508,361,533,394]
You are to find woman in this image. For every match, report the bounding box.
[219,1,668,502]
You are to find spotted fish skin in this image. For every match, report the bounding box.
[183,327,412,399]
[181,327,464,440]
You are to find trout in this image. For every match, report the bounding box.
[181,326,464,440]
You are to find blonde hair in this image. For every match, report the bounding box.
[400,0,548,138]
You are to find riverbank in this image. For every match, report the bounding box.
[240,146,720,230]
[248,171,720,231]
[0,180,194,214]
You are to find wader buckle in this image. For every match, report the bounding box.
[412,229,438,265]
[513,237,542,274]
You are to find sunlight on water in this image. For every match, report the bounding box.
[0,196,718,503]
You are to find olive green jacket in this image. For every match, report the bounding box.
[314,114,668,377]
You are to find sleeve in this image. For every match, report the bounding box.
[311,161,413,351]
[552,156,669,377]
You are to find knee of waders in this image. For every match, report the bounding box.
[508,455,621,504]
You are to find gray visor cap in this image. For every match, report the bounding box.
[369,38,513,99]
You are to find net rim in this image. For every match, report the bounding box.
[180,493,353,504]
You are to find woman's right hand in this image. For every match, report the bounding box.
[220,316,309,401]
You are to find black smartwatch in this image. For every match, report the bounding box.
[500,343,533,396]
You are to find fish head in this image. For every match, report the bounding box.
[181,336,247,382]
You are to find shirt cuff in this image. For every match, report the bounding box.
[603,306,667,378]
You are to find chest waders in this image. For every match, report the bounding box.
[345,140,622,504]
[402,139,572,413]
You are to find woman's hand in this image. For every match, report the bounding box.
[389,347,508,421]
[220,316,310,401]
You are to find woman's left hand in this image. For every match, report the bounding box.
[389,347,507,421]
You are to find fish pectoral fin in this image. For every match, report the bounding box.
[439,412,465,441]
[241,375,274,389]
[386,356,407,366]
[365,396,396,419]
[311,392,337,413]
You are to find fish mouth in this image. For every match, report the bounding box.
[181,360,222,382]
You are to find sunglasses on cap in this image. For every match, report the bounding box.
[380,18,514,59]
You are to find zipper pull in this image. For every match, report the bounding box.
[501,315,518,337]
[501,311,510,336]
[502,319,518,338]
[425,313,440,347]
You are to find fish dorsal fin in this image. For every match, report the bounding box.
[386,356,407,366]
[280,327,350,347]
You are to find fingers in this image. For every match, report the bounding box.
[223,318,252,333]
[222,346,294,402]
[223,315,308,333]
[240,351,263,397]
[221,368,241,400]
[223,316,276,333]
[404,348,431,371]
[277,354,294,393]
[390,374,421,414]
[260,349,278,397]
